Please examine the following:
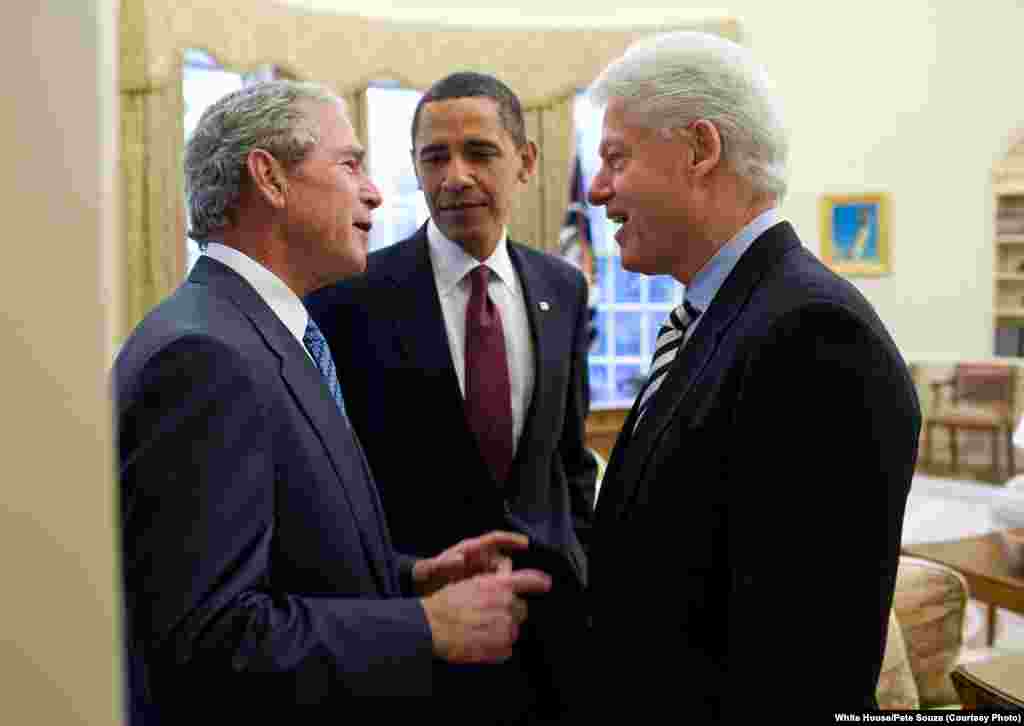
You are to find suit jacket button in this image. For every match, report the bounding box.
[503,500,512,514]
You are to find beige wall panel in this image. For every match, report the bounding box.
[1,0,121,722]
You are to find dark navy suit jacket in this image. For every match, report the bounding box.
[306,226,596,716]
[115,256,432,721]
[587,222,921,720]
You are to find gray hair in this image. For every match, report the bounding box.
[185,79,341,246]
[589,31,789,200]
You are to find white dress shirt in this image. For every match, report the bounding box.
[427,220,535,455]
[204,242,313,362]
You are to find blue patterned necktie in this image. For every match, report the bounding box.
[303,318,347,419]
[633,299,700,432]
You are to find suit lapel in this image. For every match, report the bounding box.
[383,227,466,407]
[597,223,802,523]
[190,256,396,594]
[504,243,552,491]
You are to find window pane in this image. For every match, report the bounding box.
[649,275,679,304]
[613,311,643,357]
[589,364,612,404]
[615,268,644,303]
[591,310,608,356]
[365,85,429,251]
[614,365,645,400]
[595,254,613,307]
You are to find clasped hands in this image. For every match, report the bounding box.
[415,532,551,665]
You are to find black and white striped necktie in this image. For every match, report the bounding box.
[633,300,700,431]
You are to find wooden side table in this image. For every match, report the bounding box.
[952,652,1024,709]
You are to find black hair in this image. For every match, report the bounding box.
[411,71,527,149]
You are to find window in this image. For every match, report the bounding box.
[573,93,684,409]
[360,86,684,409]
[364,82,430,251]
[181,49,277,275]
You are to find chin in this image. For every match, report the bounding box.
[326,256,366,286]
[619,252,644,274]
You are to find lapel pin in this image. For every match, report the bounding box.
[538,301,550,311]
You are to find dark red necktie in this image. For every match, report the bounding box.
[464,265,514,485]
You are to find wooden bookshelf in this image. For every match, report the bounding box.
[994,150,1024,355]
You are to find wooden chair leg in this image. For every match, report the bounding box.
[950,426,959,474]
[926,422,934,466]
[993,428,1001,480]
[987,604,999,647]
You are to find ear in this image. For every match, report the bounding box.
[517,140,538,183]
[247,149,288,209]
[688,119,723,179]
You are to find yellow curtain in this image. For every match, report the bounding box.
[117,0,740,338]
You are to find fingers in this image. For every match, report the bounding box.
[501,568,552,596]
[463,530,529,555]
[510,594,528,625]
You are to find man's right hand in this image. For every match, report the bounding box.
[421,569,552,664]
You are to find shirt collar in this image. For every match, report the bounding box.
[685,207,783,315]
[427,219,516,297]
[204,242,309,343]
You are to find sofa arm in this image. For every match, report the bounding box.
[891,557,968,708]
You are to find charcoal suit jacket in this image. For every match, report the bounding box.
[586,221,921,720]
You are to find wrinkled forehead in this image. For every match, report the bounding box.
[597,97,667,152]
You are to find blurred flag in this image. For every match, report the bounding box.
[559,155,599,347]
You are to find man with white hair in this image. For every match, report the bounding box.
[582,32,920,718]
[114,80,551,720]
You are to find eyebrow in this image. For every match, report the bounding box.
[417,143,447,157]
[464,139,501,151]
[333,145,365,162]
[418,139,502,156]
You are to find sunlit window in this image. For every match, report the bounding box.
[365,82,431,251]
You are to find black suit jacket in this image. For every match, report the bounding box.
[305,225,596,715]
[587,222,921,720]
[115,257,433,721]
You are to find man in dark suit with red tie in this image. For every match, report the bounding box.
[113,80,552,722]
[580,33,921,720]
[306,72,596,721]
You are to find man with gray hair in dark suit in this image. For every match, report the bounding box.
[582,32,920,720]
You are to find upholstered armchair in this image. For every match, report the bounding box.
[877,556,971,709]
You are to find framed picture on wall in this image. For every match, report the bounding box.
[819,192,891,276]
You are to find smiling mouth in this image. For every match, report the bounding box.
[353,222,372,232]
[608,213,629,225]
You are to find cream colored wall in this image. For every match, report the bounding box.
[1,0,121,722]
[283,0,1024,362]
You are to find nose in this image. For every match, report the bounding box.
[361,176,382,210]
[588,166,612,206]
[441,154,474,193]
